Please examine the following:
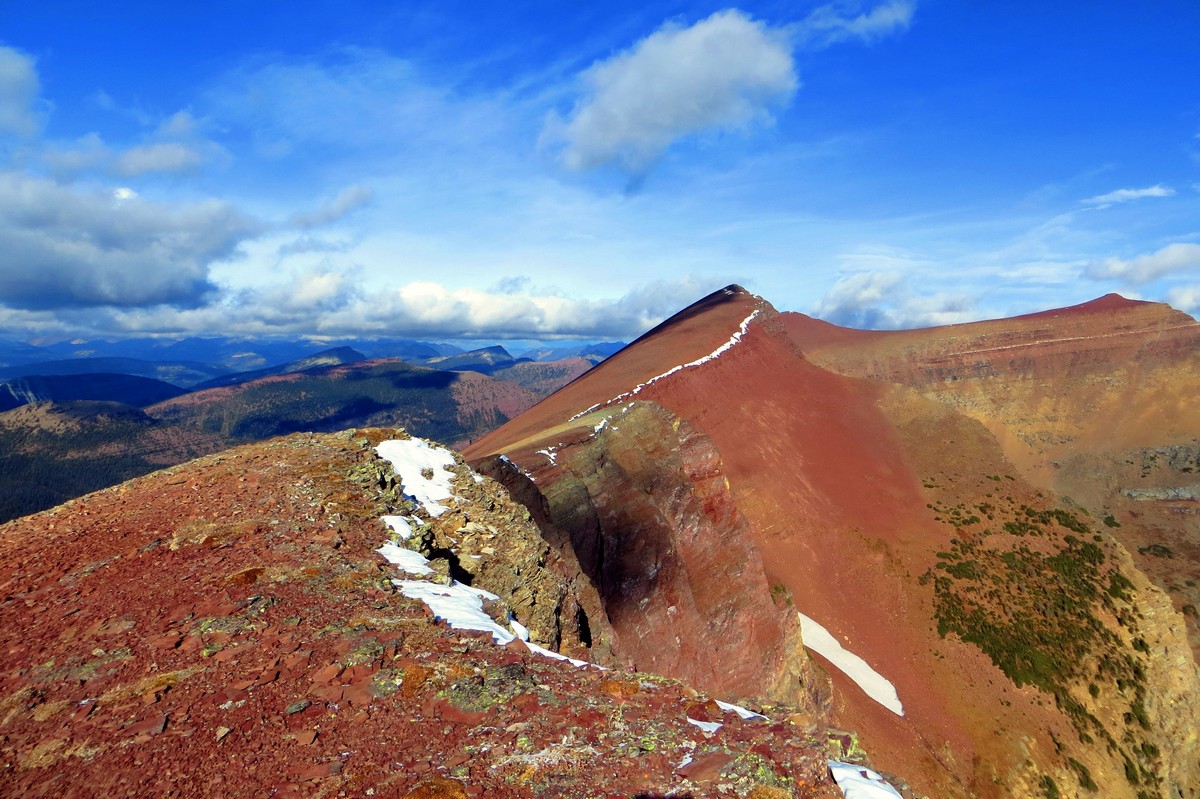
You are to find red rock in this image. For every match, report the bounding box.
[125,713,167,737]
[224,566,265,587]
[341,683,373,707]
[310,663,342,684]
[427,698,487,726]
[402,776,467,798]
[678,749,735,782]
[683,699,721,722]
[294,729,317,745]
[309,684,343,703]
[253,669,280,687]
[297,761,341,781]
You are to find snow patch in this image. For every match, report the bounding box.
[382,515,414,540]
[569,309,760,421]
[715,699,767,721]
[509,614,530,642]
[535,447,558,465]
[686,717,723,734]
[375,437,458,516]
[394,580,515,644]
[524,640,595,669]
[828,760,904,799]
[376,542,433,575]
[799,613,904,716]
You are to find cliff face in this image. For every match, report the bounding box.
[465,287,1200,798]
[508,401,817,707]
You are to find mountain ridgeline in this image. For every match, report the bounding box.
[464,286,1200,799]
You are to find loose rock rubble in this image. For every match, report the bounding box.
[0,429,861,798]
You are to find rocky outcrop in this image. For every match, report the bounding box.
[363,432,612,659]
[509,402,820,708]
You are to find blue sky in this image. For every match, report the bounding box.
[1,1,1198,342]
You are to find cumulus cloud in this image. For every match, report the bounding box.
[1082,184,1175,207]
[42,132,113,175]
[290,184,375,228]
[793,1,916,49]
[1086,242,1200,285]
[112,141,206,175]
[491,275,533,295]
[547,10,796,173]
[0,171,260,310]
[815,270,974,329]
[301,276,717,340]
[10,274,722,342]
[276,236,351,256]
[0,46,45,137]
[1167,286,1200,315]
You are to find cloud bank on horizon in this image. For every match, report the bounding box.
[0,1,1198,343]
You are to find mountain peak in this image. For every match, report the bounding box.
[1012,292,1154,320]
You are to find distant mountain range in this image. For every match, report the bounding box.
[0,335,625,383]
[0,339,615,524]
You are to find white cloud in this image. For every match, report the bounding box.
[1086,242,1200,285]
[547,9,797,172]
[1082,184,1175,207]
[156,110,200,137]
[290,184,375,228]
[0,171,260,309]
[815,270,973,329]
[794,1,916,49]
[0,46,45,137]
[112,141,206,175]
[43,132,113,175]
[6,274,719,342]
[276,236,351,256]
[1167,286,1200,315]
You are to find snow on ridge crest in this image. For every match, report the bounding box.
[375,436,458,516]
[570,308,761,422]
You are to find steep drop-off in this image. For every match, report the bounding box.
[465,286,1200,798]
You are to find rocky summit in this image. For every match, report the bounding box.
[0,428,858,798]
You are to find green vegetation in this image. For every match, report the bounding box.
[922,490,1162,791]
[0,402,217,524]
[1136,543,1173,559]
[769,583,794,607]
[1067,758,1097,792]
[152,362,476,444]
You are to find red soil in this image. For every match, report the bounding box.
[0,430,842,798]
